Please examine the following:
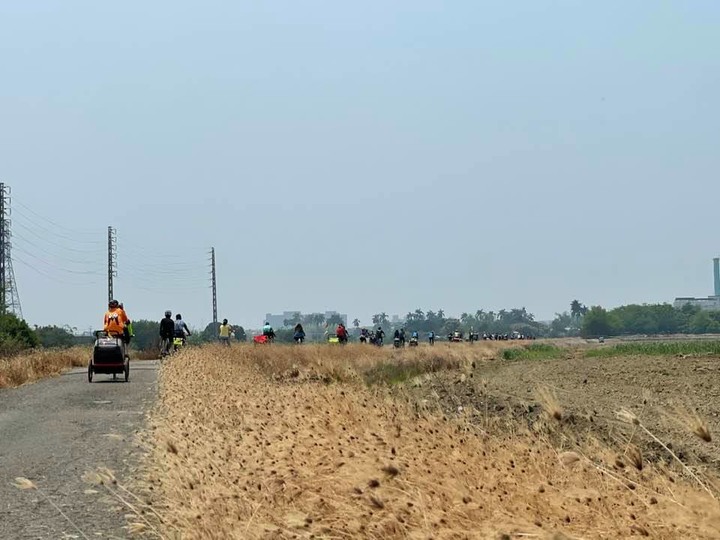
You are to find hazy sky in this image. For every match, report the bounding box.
[1,1,718,332]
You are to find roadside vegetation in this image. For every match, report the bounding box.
[0,347,87,388]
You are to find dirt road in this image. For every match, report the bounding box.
[0,360,158,539]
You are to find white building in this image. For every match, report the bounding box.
[673,297,720,311]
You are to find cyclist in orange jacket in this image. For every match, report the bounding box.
[104,299,130,341]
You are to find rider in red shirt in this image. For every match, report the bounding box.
[336,323,348,344]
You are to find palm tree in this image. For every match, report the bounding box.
[352,318,360,328]
[570,300,587,319]
[414,308,425,321]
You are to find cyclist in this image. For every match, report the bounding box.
[219,319,232,346]
[159,310,174,356]
[293,323,306,344]
[375,326,385,346]
[262,321,275,341]
[174,313,191,347]
[336,323,348,344]
[104,299,129,339]
[103,299,129,358]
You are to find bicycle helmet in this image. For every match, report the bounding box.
[165,310,172,317]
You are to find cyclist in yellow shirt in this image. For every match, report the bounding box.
[219,319,232,346]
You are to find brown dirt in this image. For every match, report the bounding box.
[417,351,720,471]
[140,344,720,539]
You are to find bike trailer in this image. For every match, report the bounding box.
[89,332,129,382]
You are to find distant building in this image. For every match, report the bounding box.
[264,311,348,328]
[673,297,720,311]
[673,257,720,311]
[264,311,301,328]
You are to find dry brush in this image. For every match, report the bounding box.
[139,343,720,539]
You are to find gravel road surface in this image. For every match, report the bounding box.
[0,360,159,539]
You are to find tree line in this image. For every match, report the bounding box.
[577,303,720,338]
[365,308,543,338]
[2,299,720,354]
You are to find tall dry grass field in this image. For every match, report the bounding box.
[0,347,88,388]
[142,343,720,539]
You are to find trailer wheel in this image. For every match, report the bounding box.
[124,357,130,382]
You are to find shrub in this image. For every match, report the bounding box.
[502,343,563,361]
[0,313,38,355]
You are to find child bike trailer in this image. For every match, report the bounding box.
[88,331,129,382]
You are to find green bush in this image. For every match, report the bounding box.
[0,313,38,355]
[35,325,76,348]
[502,343,563,361]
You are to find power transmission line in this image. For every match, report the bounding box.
[13,256,103,286]
[7,193,217,322]
[12,232,106,268]
[12,196,103,237]
[0,182,23,319]
[12,219,105,253]
[12,245,105,275]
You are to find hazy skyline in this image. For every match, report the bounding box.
[1,1,719,332]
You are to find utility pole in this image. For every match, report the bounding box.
[0,183,6,314]
[108,226,117,302]
[0,183,22,318]
[211,247,217,329]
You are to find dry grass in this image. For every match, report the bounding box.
[140,344,720,539]
[669,407,713,443]
[0,347,88,388]
[537,386,563,422]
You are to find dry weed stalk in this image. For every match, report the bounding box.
[537,386,563,421]
[626,444,644,471]
[616,408,716,499]
[670,406,712,443]
[83,468,167,539]
[13,477,90,540]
